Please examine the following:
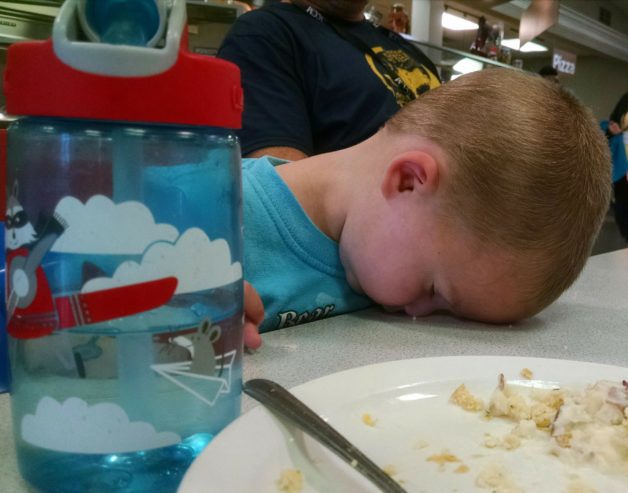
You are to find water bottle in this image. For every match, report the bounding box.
[4,0,244,491]
[0,128,7,394]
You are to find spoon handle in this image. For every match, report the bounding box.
[243,378,407,493]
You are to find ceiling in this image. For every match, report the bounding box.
[444,0,598,58]
[445,0,628,62]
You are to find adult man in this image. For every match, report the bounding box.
[218,0,440,160]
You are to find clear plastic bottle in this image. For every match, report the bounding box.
[4,1,244,491]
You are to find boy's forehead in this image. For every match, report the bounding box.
[444,249,532,324]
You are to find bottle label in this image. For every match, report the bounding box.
[7,184,243,453]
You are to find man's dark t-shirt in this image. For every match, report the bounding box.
[218,3,441,156]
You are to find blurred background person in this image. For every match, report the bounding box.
[539,65,560,84]
[388,3,409,34]
[602,92,628,241]
[217,0,440,160]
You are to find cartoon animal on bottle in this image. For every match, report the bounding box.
[5,181,60,338]
[5,182,178,339]
[189,318,222,377]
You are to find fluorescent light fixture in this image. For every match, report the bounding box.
[453,58,484,74]
[442,12,478,31]
[501,38,548,52]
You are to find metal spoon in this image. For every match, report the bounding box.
[243,378,408,493]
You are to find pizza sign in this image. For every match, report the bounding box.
[552,48,576,75]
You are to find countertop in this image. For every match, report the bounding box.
[2,248,628,492]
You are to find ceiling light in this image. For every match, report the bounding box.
[501,38,548,52]
[441,12,478,31]
[453,58,484,74]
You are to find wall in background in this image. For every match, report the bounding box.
[563,56,628,121]
[524,55,628,121]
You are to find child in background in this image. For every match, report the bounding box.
[242,69,611,336]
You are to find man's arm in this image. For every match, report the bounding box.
[247,146,308,161]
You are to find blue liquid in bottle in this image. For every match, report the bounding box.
[82,0,163,46]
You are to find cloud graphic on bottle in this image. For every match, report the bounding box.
[51,195,179,254]
[82,227,242,294]
[48,195,241,293]
[21,396,181,454]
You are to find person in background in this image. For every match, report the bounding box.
[601,92,628,241]
[241,69,610,336]
[539,65,560,84]
[217,0,441,160]
[388,3,409,34]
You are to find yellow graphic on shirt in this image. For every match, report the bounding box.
[365,46,440,107]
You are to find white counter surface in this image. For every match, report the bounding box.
[2,248,628,492]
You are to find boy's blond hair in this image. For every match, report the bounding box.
[386,69,611,315]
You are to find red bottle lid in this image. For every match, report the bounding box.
[4,0,242,129]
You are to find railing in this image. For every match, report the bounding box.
[405,37,521,82]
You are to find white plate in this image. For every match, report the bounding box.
[178,356,628,493]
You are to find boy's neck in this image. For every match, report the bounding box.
[275,150,346,242]
[275,132,387,242]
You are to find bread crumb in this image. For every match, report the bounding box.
[565,479,598,493]
[512,419,536,438]
[483,433,499,448]
[502,433,521,450]
[450,384,484,412]
[361,413,377,427]
[520,368,533,380]
[426,450,461,465]
[454,464,470,474]
[383,464,397,476]
[475,463,523,492]
[277,469,303,493]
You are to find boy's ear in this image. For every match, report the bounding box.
[381,151,439,199]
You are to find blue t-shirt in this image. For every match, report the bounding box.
[218,2,440,156]
[601,120,628,183]
[243,157,372,332]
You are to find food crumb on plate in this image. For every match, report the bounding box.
[361,412,377,427]
[475,462,523,493]
[426,450,461,466]
[383,464,397,476]
[277,469,303,493]
[454,464,470,474]
[565,478,598,493]
[450,383,484,412]
[520,368,534,380]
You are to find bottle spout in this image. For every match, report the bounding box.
[50,0,185,77]
[78,0,169,47]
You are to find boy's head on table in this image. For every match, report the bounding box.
[278,68,611,325]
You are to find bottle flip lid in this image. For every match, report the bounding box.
[4,0,243,129]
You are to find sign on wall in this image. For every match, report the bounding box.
[552,48,577,75]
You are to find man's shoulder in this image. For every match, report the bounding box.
[230,3,305,31]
